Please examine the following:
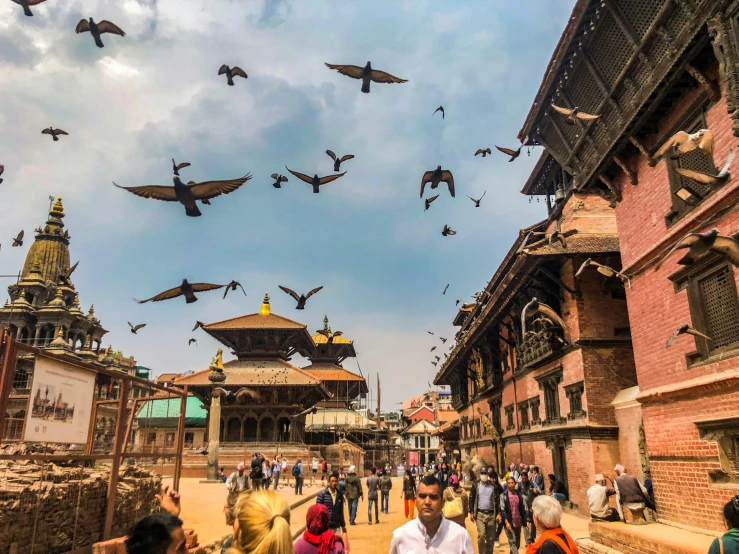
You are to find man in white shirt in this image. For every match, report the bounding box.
[389,475,474,554]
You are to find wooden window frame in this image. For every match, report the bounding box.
[504,405,515,431]
[670,254,739,366]
[696,417,739,487]
[518,400,530,430]
[565,381,586,420]
[530,397,541,425]
[536,366,564,426]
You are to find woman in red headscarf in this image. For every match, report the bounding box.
[293,504,346,554]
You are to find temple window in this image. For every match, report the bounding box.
[530,397,541,425]
[489,397,502,432]
[504,405,514,431]
[146,432,157,445]
[518,400,530,430]
[536,366,564,426]
[165,432,175,447]
[696,418,739,486]
[565,381,586,420]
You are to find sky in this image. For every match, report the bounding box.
[0,0,574,410]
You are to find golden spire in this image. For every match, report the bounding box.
[50,197,65,218]
[259,293,271,315]
[31,256,41,274]
[72,295,79,307]
[88,305,95,316]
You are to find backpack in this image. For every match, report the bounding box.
[443,487,464,519]
[292,463,301,477]
[321,460,328,472]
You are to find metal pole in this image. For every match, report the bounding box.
[173,386,188,490]
[103,378,130,541]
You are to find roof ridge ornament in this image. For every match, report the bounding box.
[259,292,271,315]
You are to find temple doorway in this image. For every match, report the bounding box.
[226,417,241,442]
[277,417,290,442]
[259,417,275,442]
[244,417,258,442]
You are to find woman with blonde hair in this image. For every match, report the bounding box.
[226,489,292,554]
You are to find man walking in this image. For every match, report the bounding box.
[469,466,501,554]
[316,471,349,544]
[587,473,618,521]
[366,466,380,525]
[517,471,538,545]
[293,458,304,495]
[225,462,249,524]
[379,468,393,514]
[250,453,263,491]
[344,465,364,526]
[389,475,474,553]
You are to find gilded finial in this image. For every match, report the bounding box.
[72,295,80,307]
[50,197,65,217]
[88,305,95,316]
[259,293,271,315]
[323,315,330,332]
[83,335,92,349]
[209,348,224,372]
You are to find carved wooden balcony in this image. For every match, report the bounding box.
[515,325,566,369]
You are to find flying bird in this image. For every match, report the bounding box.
[495,145,521,162]
[575,258,629,283]
[467,191,486,207]
[325,61,407,93]
[666,324,712,347]
[430,346,437,352]
[443,284,449,295]
[58,261,79,284]
[188,338,197,346]
[433,106,445,119]
[654,129,714,161]
[278,285,323,309]
[474,148,492,157]
[456,299,461,306]
[270,174,288,188]
[213,387,259,404]
[550,104,600,125]
[424,194,439,211]
[434,356,440,361]
[42,127,68,142]
[0,164,4,184]
[128,322,146,334]
[656,228,739,269]
[442,225,456,237]
[172,159,191,176]
[113,174,251,217]
[135,279,226,304]
[223,280,246,299]
[218,65,248,86]
[75,18,125,48]
[12,231,24,247]
[427,331,434,335]
[11,0,47,16]
[675,150,734,186]
[326,151,354,172]
[440,337,447,343]
[420,166,455,198]
[192,321,205,332]
[431,361,438,367]
[521,297,567,336]
[285,167,345,193]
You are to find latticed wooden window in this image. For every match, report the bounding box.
[518,401,530,430]
[530,397,541,424]
[565,382,586,420]
[504,405,514,431]
[697,265,739,350]
[543,383,560,421]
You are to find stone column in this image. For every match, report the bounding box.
[206,393,221,481]
[33,326,42,346]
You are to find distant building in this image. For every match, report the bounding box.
[401,419,440,466]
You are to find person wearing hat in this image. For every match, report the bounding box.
[469,466,502,554]
[344,465,364,526]
[225,462,249,524]
[294,503,346,554]
[587,473,618,521]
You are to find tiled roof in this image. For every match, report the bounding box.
[435,409,457,423]
[156,373,181,382]
[174,358,322,387]
[522,233,619,256]
[302,364,365,382]
[204,312,306,330]
[311,333,353,345]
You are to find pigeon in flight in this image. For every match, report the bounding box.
[424,194,439,211]
[223,280,246,299]
[666,324,711,348]
[0,165,4,185]
[467,191,486,207]
[440,337,447,343]
[113,173,251,217]
[172,159,191,176]
[128,322,146,334]
[550,104,600,125]
[455,299,461,306]
[675,150,734,187]
[434,356,441,361]
[655,129,713,161]
[188,338,197,346]
[58,261,79,285]
[420,166,455,198]
[42,127,68,142]
[192,321,205,332]
[75,18,125,48]
[575,258,629,283]
[11,0,47,16]
[521,297,567,335]
[433,106,445,119]
[285,167,346,194]
[218,65,248,86]
[474,148,492,157]
[430,346,437,352]
[270,174,288,188]
[431,361,438,367]
[656,227,739,269]
[325,61,407,93]
[12,231,24,247]
[135,279,226,304]
[443,284,449,295]
[427,331,434,335]
[495,145,521,162]
[442,225,456,237]
[326,151,354,172]
[278,285,324,309]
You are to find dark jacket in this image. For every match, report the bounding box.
[615,474,647,505]
[402,477,416,500]
[516,480,537,511]
[379,475,393,493]
[316,487,346,530]
[344,474,363,500]
[436,470,450,490]
[500,488,530,526]
[550,479,569,500]
[251,457,263,479]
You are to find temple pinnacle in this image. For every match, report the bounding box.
[260,292,271,315]
[50,197,65,217]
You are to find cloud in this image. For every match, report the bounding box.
[256,0,291,29]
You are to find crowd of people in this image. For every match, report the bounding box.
[122,456,739,554]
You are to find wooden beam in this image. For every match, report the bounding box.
[603,0,641,50]
[535,267,580,298]
[579,47,622,116]
[103,378,130,541]
[599,174,622,202]
[613,155,638,185]
[629,136,657,167]
[685,63,721,102]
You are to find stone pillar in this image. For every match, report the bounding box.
[206,394,221,482]
[33,326,42,346]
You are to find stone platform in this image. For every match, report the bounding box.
[576,520,718,554]
[181,442,317,478]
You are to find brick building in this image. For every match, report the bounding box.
[434,192,637,515]
[516,0,739,533]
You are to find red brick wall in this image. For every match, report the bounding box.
[612,399,644,481]
[582,346,637,427]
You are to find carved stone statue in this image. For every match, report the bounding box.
[210,348,224,372]
[469,348,485,390]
